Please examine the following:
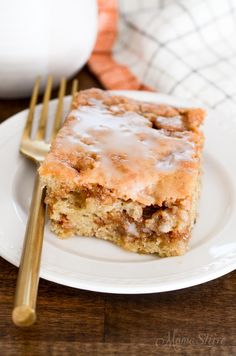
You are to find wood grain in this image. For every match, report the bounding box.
[0,67,235,355]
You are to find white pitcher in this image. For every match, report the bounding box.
[0,0,98,98]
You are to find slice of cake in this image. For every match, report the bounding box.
[39,89,205,257]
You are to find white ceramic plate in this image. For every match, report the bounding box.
[0,91,236,294]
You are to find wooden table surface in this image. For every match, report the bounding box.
[0,67,235,356]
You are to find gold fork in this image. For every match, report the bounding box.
[12,76,78,327]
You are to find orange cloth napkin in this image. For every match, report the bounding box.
[88,0,151,90]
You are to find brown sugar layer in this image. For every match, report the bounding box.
[39,88,205,257]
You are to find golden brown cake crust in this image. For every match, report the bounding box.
[39,89,204,206]
[39,89,205,257]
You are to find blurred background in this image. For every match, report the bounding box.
[0,0,236,113]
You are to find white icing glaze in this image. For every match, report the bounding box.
[109,105,121,112]
[155,115,183,128]
[61,99,196,191]
[156,147,194,171]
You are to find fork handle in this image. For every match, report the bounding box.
[12,172,46,326]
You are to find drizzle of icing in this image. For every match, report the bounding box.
[58,99,196,197]
[109,105,121,112]
[155,115,183,129]
[156,149,194,171]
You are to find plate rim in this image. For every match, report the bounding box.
[0,90,236,294]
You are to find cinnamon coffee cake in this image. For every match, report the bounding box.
[39,89,205,257]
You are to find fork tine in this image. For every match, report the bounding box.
[22,77,41,140]
[70,79,78,109]
[51,78,66,140]
[35,75,53,140]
